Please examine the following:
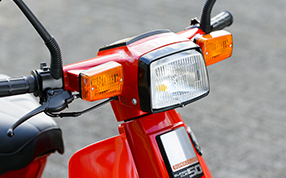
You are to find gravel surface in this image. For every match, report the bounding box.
[0,0,285,177]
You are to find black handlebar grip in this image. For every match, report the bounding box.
[211,11,233,31]
[0,75,36,97]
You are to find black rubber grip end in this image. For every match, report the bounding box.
[211,11,233,31]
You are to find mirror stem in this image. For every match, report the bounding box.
[13,0,63,79]
[200,0,216,34]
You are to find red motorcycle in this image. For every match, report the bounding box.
[0,0,233,177]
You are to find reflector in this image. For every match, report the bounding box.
[195,30,233,66]
[150,50,209,110]
[80,61,123,102]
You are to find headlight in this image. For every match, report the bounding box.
[138,42,209,113]
[150,50,209,109]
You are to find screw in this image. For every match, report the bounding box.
[132,98,137,105]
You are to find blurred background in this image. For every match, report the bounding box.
[0,0,285,177]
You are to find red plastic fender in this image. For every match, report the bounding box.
[68,132,139,178]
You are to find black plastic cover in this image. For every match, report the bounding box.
[99,29,171,51]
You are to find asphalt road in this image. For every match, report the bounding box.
[0,0,285,177]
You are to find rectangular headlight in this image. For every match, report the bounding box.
[150,50,209,109]
[138,42,210,113]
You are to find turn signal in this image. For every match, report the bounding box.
[80,61,123,102]
[195,30,233,66]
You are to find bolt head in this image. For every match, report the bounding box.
[132,98,137,105]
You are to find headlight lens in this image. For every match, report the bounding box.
[150,50,209,109]
[138,42,210,113]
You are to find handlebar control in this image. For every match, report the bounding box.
[7,88,74,137]
[0,75,36,97]
[211,11,233,31]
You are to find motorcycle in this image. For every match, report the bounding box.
[0,0,233,177]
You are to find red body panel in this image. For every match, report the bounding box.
[0,155,48,178]
[121,109,212,178]
[68,132,139,178]
[68,109,212,178]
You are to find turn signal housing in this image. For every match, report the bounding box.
[195,30,233,66]
[80,61,124,102]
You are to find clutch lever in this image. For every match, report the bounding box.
[7,89,74,137]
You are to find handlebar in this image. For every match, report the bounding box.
[211,11,233,31]
[0,75,36,97]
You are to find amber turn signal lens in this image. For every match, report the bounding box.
[195,30,233,66]
[80,61,123,102]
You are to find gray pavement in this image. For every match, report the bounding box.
[0,0,286,177]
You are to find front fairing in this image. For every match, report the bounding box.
[67,27,211,178]
[68,110,212,178]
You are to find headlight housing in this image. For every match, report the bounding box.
[138,42,209,113]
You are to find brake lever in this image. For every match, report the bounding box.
[7,101,48,137]
[7,89,74,137]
